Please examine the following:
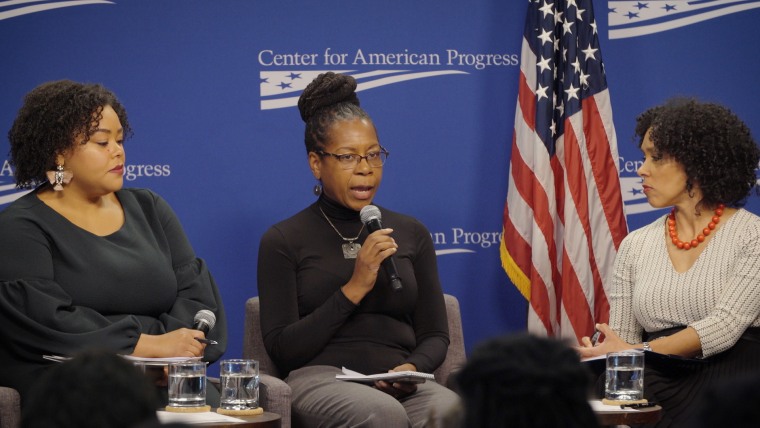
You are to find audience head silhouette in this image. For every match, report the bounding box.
[21,349,160,428]
[456,333,598,428]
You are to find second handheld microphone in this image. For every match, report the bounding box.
[192,309,218,345]
[360,205,403,292]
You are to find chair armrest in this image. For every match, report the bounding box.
[259,373,291,425]
[208,376,220,387]
[0,386,21,428]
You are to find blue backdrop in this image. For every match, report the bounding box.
[1,0,758,373]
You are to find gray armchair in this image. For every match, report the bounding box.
[243,298,293,428]
[0,386,20,428]
[242,293,466,428]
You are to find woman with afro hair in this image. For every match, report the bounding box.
[579,98,760,426]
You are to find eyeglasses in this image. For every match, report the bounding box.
[317,147,389,169]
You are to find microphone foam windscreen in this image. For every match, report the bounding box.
[359,205,382,224]
[194,309,216,330]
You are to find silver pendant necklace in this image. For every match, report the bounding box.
[319,207,365,259]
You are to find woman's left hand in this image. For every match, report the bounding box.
[374,363,418,400]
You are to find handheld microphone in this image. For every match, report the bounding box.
[192,309,216,335]
[360,205,403,292]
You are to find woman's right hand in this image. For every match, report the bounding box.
[342,228,398,304]
[576,323,635,358]
[132,328,206,358]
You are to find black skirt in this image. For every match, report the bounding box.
[637,327,760,427]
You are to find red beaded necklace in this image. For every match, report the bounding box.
[667,204,724,250]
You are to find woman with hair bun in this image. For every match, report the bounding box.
[579,98,760,426]
[257,72,459,427]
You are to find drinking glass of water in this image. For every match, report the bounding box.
[168,360,207,408]
[220,359,259,410]
[605,350,644,402]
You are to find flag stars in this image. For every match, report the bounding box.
[576,7,585,21]
[626,11,640,19]
[260,77,269,84]
[663,4,676,12]
[536,84,549,101]
[539,1,554,19]
[277,82,292,90]
[579,70,590,88]
[635,2,649,10]
[572,58,581,74]
[582,43,598,61]
[287,72,301,80]
[565,83,580,100]
[537,56,552,73]
[555,10,564,25]
[562,18,574,35]
[538,29,553,45]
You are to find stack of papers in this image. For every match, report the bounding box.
[589,400,643,413]
[335,367,435,384]
[43,355,201,366]
[121,356,202,366]
[157,410,245,424]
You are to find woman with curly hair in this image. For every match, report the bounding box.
[257,72,459,427]
[0,80,227,405]
[579,98,760,426]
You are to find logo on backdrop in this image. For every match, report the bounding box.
[608,0,760,39]
[259,48,518,110]
[617,155,661,216]
[431,228,503,256]
[0,160,26,206]
[618,156,760,216]
[0,159,171,209]
[0,0,114,21]
[258,48,518,256]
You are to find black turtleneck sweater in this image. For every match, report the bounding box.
[257,196,449,377]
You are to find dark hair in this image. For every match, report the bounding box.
[455,333,599,428]
[634,98,759,208]
[21,349,160,428]
[8,80,132,189]
[297,72,372,153]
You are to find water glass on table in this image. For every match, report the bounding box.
[604,350,645,404]
[168,360,208,409]
[220,359,260,411]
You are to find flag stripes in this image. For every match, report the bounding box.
[501,0,628,341]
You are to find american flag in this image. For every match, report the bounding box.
[501,0,628,342]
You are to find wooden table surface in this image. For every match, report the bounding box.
[595,404,662,426]
[176,410,281,428]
